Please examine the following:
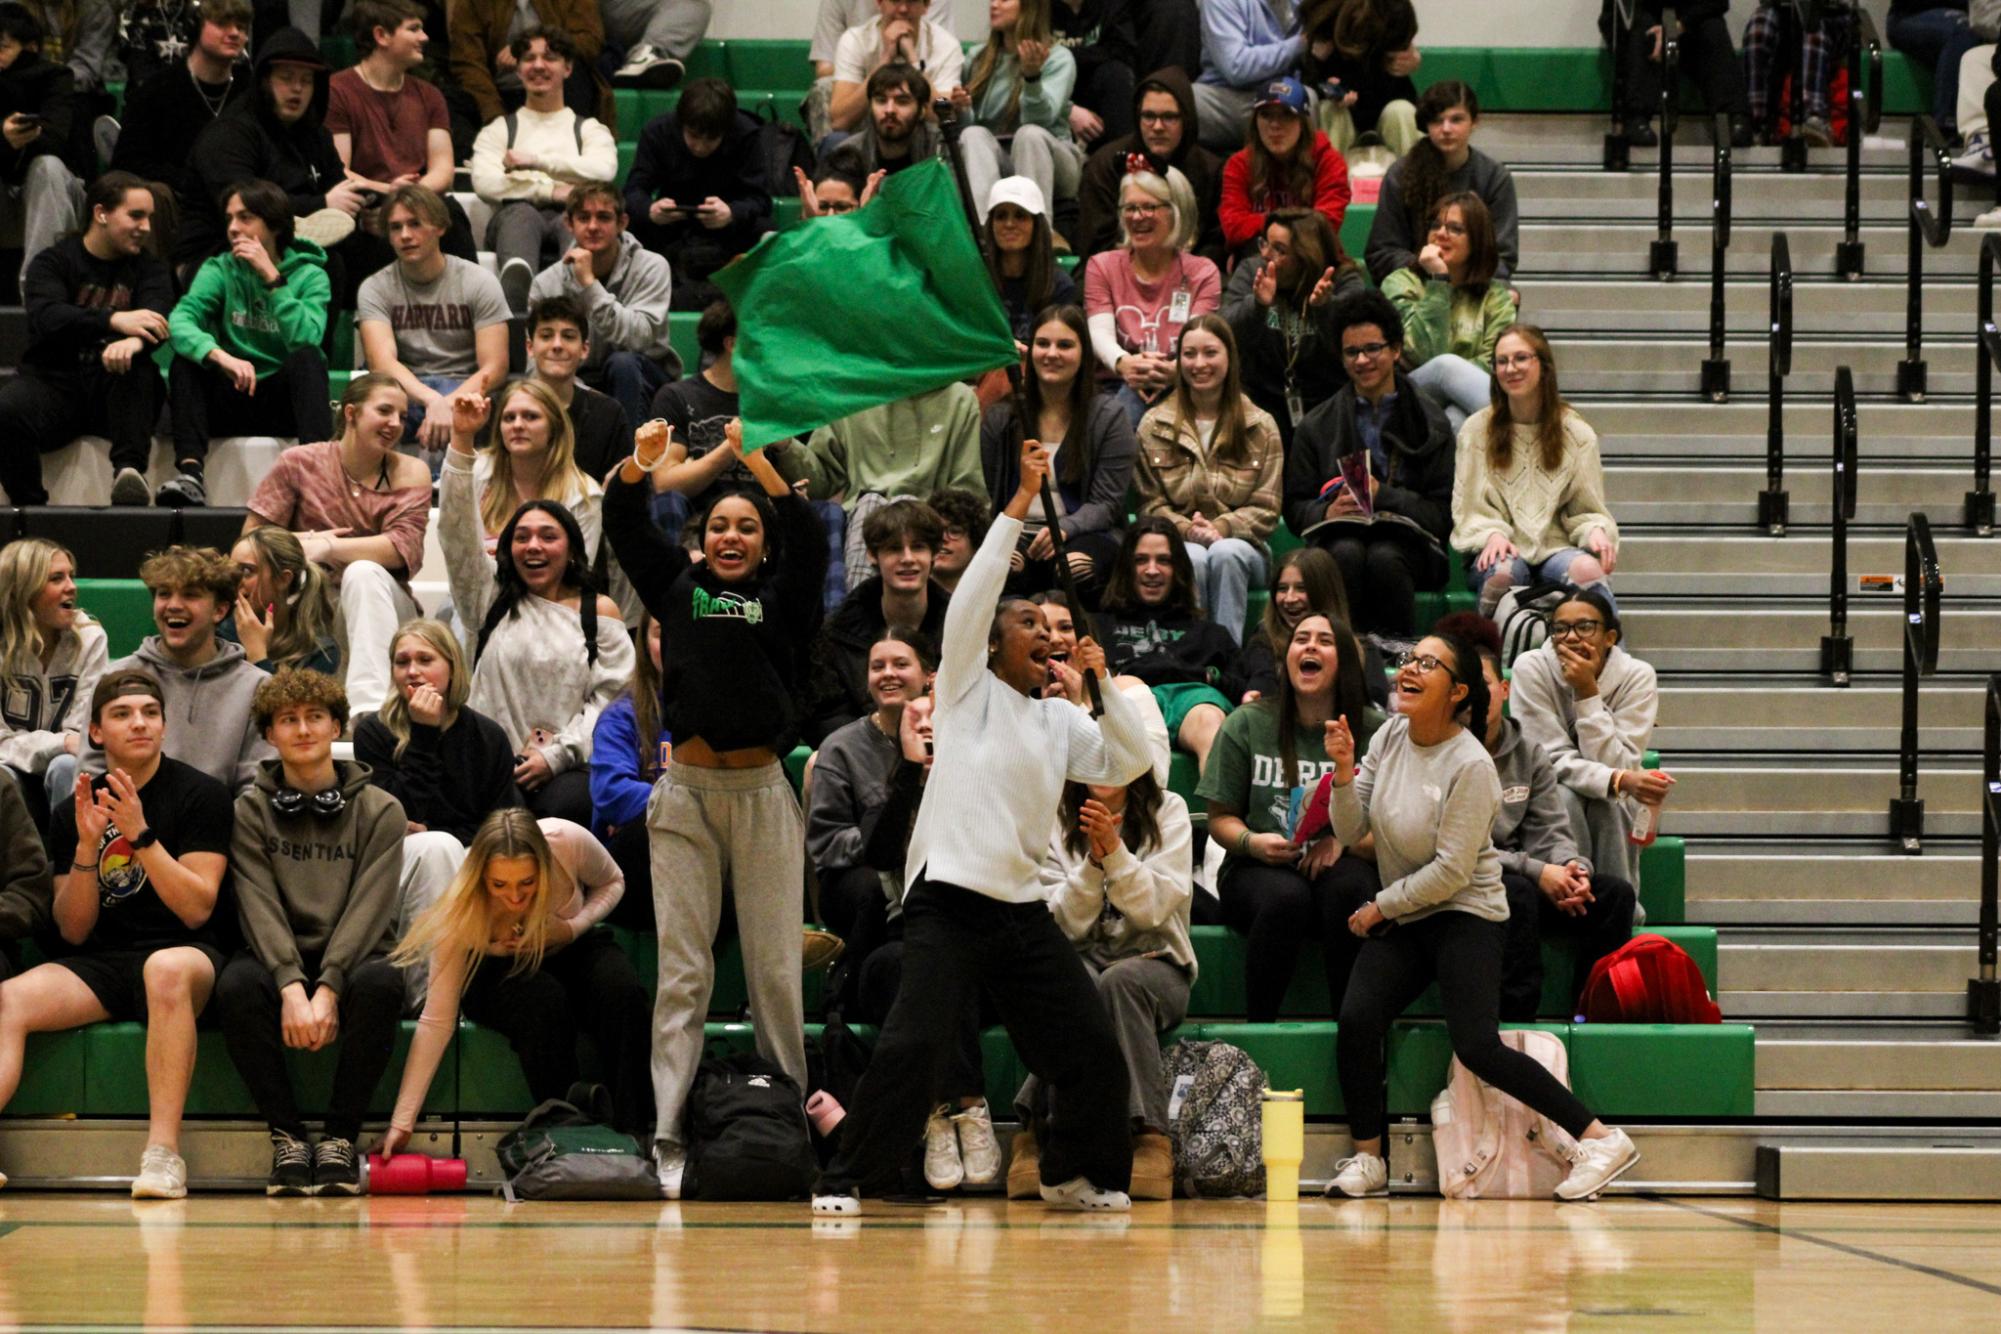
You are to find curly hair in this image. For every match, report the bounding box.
[251,667,351,735]
[139,545,242,605]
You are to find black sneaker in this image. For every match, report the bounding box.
[267,1131,312,1196]
[312,1136,361,1196]
[155,470,206,508]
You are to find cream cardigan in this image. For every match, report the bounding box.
[1450,408,1618,563]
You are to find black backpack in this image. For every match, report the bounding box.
[683,1051,818,1200]
[753,103,814,198]
[1495,581,1572,668]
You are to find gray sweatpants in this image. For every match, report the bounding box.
[489,202,572,276]
[601,0,712,60]
[1015,954,1190,1132]
[1560,785,1645,923]
[2,155,81,286]
[647,759,806,1148]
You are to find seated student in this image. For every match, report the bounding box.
[954,0,1087,240]
[107,0,253,211]
[1198,612,1383,1021]
[1509,587,1669,892]
[1192,0,1305,154]
[1453,325,1618,613]
[223,528,341,677]
[441,393,633,826]
[1135,314,1284,647]
[1601,0,1753,148]
[471,28,618,314]
[926,487,991,595]
[524,295,631,486]
[448,0,610,130]
[1324,630,1640,1200]
[1011,688,1187,1203]
[982,304,1135,603]
[985,177,1078,342]
[0,762,51,984]
[162,180,334,509]
[1381,191,1515,432]
[457,377,605,563]
[1366,81,1519,287]
[0,668,231,1198]
[1475,644,1636,1022]
[0,538,104,829]
[1219,76,1349,256]
[825,62,945,180]
[385,809,651,1151]
[327,2,457,218]
[117,0,228,88]
[1742,1,1849,147]
[1049,0,1139,147]
[0,171,170,509]
[587,609,662,931]
[795,160,881,218]
[1232,546,1389,708]
[1098,516,1238,774]
[1283,289,1454,636]
[1888,1,1982,148]
[1223,208,1363,447]
[86,547,271,792]
[1084,165,1223,427]
[246,374,433,715]
[1301,0,1421,155]
[809,0,953,136]
[1076,67,1226,262]
[526,183,680,430]
[801,501,951,747]
[647,299,743,524]
[826,0,964,138]
[356,184,511,454]
[0,5,82,283]
[623,77,772,312]
[217,669,406,1197]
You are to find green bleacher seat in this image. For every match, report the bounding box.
[78,579,156,658]
[669,310,700,370]
[1185,1021,1343,1113]
[1569,1022,1757,1117]
[1639,837,1685,924]
[1340,204,1374,275]
[10,1028,86,1116]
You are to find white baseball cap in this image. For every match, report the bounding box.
[985,175,1048,219]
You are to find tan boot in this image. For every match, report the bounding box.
[1130,1131,1175,1201]
[1006,1130,1042,1200]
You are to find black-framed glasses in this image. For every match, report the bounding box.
[1341,342,1392,361]
[1494,352,1539,370]
[1394,651,1450,674]
[1429,220,1468,237]
[1550,620,1605,639]
[1120,202,1167,217]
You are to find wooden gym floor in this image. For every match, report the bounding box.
[0,1194,1997,1330]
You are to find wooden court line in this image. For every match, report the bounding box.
[1648,1196,2001,1298]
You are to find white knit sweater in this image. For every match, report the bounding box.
[1450,408,1618,563]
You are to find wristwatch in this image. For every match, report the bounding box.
[129,828,159,851]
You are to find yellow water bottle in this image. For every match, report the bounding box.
[1261,1088,1305,1202]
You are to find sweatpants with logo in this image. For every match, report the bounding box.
[648,760,806,1148]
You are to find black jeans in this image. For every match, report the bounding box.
[525,769,594,828]
[604,821,656,933]
[1617,14,1750,120]
[214,951,404,1143]
[818,877,1131,1196]
[0,364,163,505]
[818,864,891,1015]
[852,935,987,1103]
[1498,870,1637,1022]
[461,928,654,1140]
[1219,854,1381,1021]
[1338,910,1597,1143]
[1073,58,1136,144]
[1321,534,1425,636]
[168,345,333,468]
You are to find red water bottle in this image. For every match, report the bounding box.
[366,1153,469,1194]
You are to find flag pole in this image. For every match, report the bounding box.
[934,100,1104,717]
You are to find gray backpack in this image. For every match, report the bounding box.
[495,1084,660,1202]
[1163,1040,1267,1198]
[1495,581,1571,668]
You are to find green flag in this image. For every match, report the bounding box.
[713,157,1018,449]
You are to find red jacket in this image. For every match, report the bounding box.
[1219,130,1351,252]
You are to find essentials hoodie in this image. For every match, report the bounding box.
[231,759,406,997]
[168,239,331,378]
[1076,67,1226,261]
[83,637,273,791]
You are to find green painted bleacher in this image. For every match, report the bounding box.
[76,579,157,658]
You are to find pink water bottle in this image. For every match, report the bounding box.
[1628,770,1669,847]
[366,1153,469,1194]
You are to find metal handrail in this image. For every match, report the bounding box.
[1702,113,1734,399]
[1821,366,1858,685]
[1651,24,1683,278]
[1972,675,1999,1034]
[1761,231,1794,533]
[1972,234,2001,535]
[1889,513,1943,853]
[1900,115,1954,399]
[1837,6,1883,278]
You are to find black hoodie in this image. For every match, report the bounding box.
[0,49,78,183]
[1075,66,1225,262]
[178,27,344,266]
[798,577,952,748]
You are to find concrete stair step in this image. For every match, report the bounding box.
[1519,221,1993,278]
[1755,1025,2001,1091]
[1605,463,1984,525]
[1555,336,1983,398]
[1655,683,1987,753]
[1475,113,1914,168]
[1720,928,1979,994]
[1755,1143,2001,1194]
[1614,529,2001,576]
[1621,604,2001,672]
[1513,165,1982,221]
[1522,276,1974,337]
[1580,397,1976,444]
[1660,759,1984,836]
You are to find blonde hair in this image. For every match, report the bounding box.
[374,618,470,760]
[965,0,1053,135]
[236,527,337,671]
[1116,167,1198,252]
[478,378,591,538]
[393,809,569,981]
[0,538,83,676]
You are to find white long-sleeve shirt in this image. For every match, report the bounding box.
[470,106,619,206]
[905,513,1153,903]
[1040,789,1198,977]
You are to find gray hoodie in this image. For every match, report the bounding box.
[527,230,682,377]
[1487,715,1587,884]
[83,637,273,792]
[1509,639,1659,805]
[231,759,406,997]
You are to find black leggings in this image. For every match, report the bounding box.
[1320,534,1429,636]
[1499,870,1637,1022]
[1218,854,1381,1021]
[604,822,656,933]
[1338,910,1597,1144]
[818,864,894,1016]
[526,769,594,828]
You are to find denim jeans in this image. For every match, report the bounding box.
[1466,545,1619,611]
[1889,7,1982,135]
[1407,353,1493,433]
[1186,536,1267,646]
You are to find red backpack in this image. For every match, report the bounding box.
[1577,934,1723,1025]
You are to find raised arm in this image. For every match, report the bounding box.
[439,395,499,635]
[604,421,693,623]
[935,440,1048,705]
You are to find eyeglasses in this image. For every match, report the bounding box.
[1429,221,1468,237]
[1395,651,1451,675]
[1138,111,1183,125]
[1120,202,1166,217]
[1550,620,1605,639]
[1494,353,1540,369]
[1341,342,1392,361]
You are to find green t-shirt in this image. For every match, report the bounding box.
[1195,701,1387,875]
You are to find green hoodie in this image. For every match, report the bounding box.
[168,239,331,378]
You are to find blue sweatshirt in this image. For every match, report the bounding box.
[590,695,661,838]
[1199,0,1304,90]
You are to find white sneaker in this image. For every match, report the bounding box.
[110,466,152,506]
[1954,131,1993,174]
[953,1101,1001,1187]
[922,1104,964,1190]
[613,44,684,89]
[295,207,356,248]
[131,1144,188,1200]
[500,256,534,318]
[1324,1152,1389,1199]
[812,1188,860,1215]
[1555,1128,1641,1201]
[1038,1175,1131,1211]
[655,1143,685,1200]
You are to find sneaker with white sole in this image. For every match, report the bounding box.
[295,207,357,249]
[1979,205,2001,229]
[1039,1175,1131,1211]
[1324,1152,1389,1199]
[266,1131,312,1196]
[613,45,684,89]
[922,1104,963,1190]
[312,1136,361,1195]
[1955,131,1994,175]
[1555,1128,1641,1201]
[500,256,534,317]
[812,1188,861,1215]
[131,1144,188,1199]
[953,1101,1001,1187]
[155,471,206,508]
[110,466,152,506]
[656,1142,686,1199]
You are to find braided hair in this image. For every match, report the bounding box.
[473,499,600,669]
